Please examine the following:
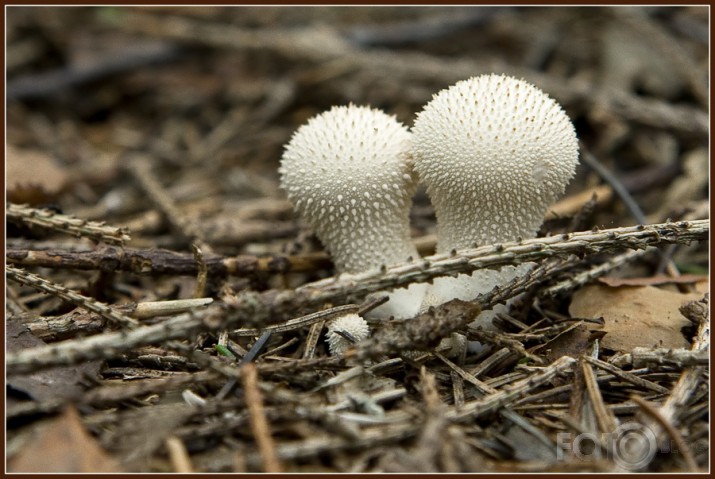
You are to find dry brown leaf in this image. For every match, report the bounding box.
[7,318,102,402]
[569,284,700,352]
[540,322,593,363]
[8,406,124,472]
[545,184,613,220]
[7,145,68,204]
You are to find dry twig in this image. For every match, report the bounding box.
[7,246,331,278]
[223,220,708,326]
[126,157,213,252]
[7,203,131,245]
[448,356,577,422]
[7,265,140,329]
[242,364,283,473]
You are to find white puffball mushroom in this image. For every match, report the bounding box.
[280,104,426,318]
[412,74,579,252]
[412,74,579,327]
[325,313,370,356]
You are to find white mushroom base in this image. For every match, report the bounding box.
[365,282,428,320]
[421,262,536,356]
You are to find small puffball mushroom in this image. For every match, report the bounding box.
[325,313,370,356]
[280,104,426,318]
[412,74,579,324]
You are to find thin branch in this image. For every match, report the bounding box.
[346,300,481,361]
[224,220,708,327]
[7,221,708,375]
[17,298,213,341]
[6,303,357,375]
[126,156,212,252]
[7,371,219,420]
[447,356,577,422]
[7,203,131,245]
[540,248,651,297]
[582,355,670,394]
[630,395,699,471]
[7,246,332,278]
[7,313,201,375]
[627,348,709,369]
[6,266,140,329]
[231,304,359,337]
[242,364,283,473]
[579,145,647,225]
[436,350,558,451]
[165,436,194,473]
[301,321,326,359]
[191,243,209,298]
[581,359,619,434]
[132,298,214,319]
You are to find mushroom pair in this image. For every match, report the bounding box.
[279,74,579,331]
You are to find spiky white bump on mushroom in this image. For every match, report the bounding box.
[326,313,370,356]
[280,104,426,318]
[412,74,579,322]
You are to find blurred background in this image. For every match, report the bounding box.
[7,7,708,250]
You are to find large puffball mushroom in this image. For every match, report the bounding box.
[412,74,579,325]
[280,104,415,274]
[325,313,370,356]
[280,104,426,319]
[413,74,579,251]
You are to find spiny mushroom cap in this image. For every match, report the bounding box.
[280,105,419,274]
[412,74,579,253]
[326,313,370,356]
